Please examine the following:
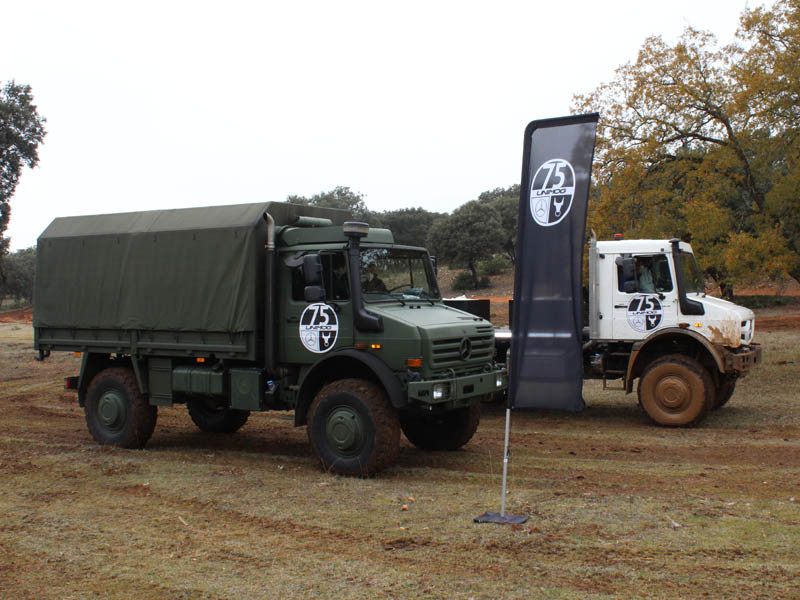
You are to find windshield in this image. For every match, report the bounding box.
[680,252,704,294]
[359,248,440,302]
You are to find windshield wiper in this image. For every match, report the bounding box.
[365,293,406,306]
[387,293,407,306]
[417,292,436,306]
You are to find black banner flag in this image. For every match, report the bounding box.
[508,114,599,410]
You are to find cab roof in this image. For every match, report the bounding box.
[595,239,693,255]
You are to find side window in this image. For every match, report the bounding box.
[328,254,349,300]
[617,265,628,292]
[617,254,673,293]
[651,254,673,292]
[290,263,305,301]
[287,253,349,302]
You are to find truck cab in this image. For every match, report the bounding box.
[587,233,762,425]
[273,220,505,467]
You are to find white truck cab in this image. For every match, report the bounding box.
[592,237,756,347]
[586,233,762,425]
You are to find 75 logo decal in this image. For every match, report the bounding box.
[627,294,663,332]
[529,158,575,227]
[299,303,339,353]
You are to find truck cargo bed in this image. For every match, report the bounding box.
[35,326,257,359]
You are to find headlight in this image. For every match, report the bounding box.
[432,383,449,400]
[496,373,505,388]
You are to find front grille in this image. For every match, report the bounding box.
[430,325,494,369]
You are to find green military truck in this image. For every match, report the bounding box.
[34,202,506,475]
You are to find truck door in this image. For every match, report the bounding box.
[280,252,354,365]
[612,253,678,339]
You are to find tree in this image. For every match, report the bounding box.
[737,0,800,283]
[371,207,444,248]
[478,185,519,264]
[572,0,800,296]
[1,81,46,270]
[0,246,35,304]
[426,200,503,289]
[286,186,370,220]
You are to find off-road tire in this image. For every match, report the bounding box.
[400,403,481,451]
[307,378,400,477]
[85,367,157,448]
[187,398,250,433]
[712,374,737,410]
[638,354,713,427]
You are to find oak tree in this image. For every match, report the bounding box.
[1,81,46,269]
[426,200,504,289]
[573,0,799,295]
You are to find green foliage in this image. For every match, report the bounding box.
[0,246,35,304]
[0,81,46,261]
[477,255,511,277]
[452,271,490,291]
[285,188,443,248]
[478,185,519,263]
[426,200,504,289]
[286,186,369,220]
[369,207,444,247]
[573,0,800,293]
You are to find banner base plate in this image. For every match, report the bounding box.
[473,511,528,525]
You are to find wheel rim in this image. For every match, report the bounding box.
[97,389,127,432]
[654,374,691,411]
[325,405,365,457]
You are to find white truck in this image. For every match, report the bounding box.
[496,233,762,426]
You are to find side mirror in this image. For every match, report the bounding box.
[303,254,324,286]
[304,285,325,303]
[615,255,638,293]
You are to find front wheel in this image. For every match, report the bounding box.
[187,398,250,433]
[712,374,737,410]
[85,367,157,448]
[307,379,400,476]
[638,355,713,427]
[400,403,481,451]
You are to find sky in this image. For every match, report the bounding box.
[2,0,773,250]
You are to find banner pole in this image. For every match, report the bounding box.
[499,407,511,516]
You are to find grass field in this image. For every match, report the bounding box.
[1,320,798,599]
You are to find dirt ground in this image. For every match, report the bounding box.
[1,301,799,599]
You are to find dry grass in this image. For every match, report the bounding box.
[1,323,798,599]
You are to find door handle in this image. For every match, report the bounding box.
[614,303,626,308]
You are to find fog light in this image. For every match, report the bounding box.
[496,373,504,388]
[432,383,448,401]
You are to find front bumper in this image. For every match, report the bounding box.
[722,343,762,373]
[407,366,507,406]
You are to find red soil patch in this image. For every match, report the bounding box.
[757,313,800,331]
[0,307,32,324]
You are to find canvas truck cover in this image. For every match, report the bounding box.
[34,201,350,333]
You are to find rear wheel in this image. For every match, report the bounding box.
[85,367,157,448]
[307,379,400,476]
[187,398,249,433]
[400,403,481,451]
[638,355,713,427]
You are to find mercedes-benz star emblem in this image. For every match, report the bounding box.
[459,338,472,360]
